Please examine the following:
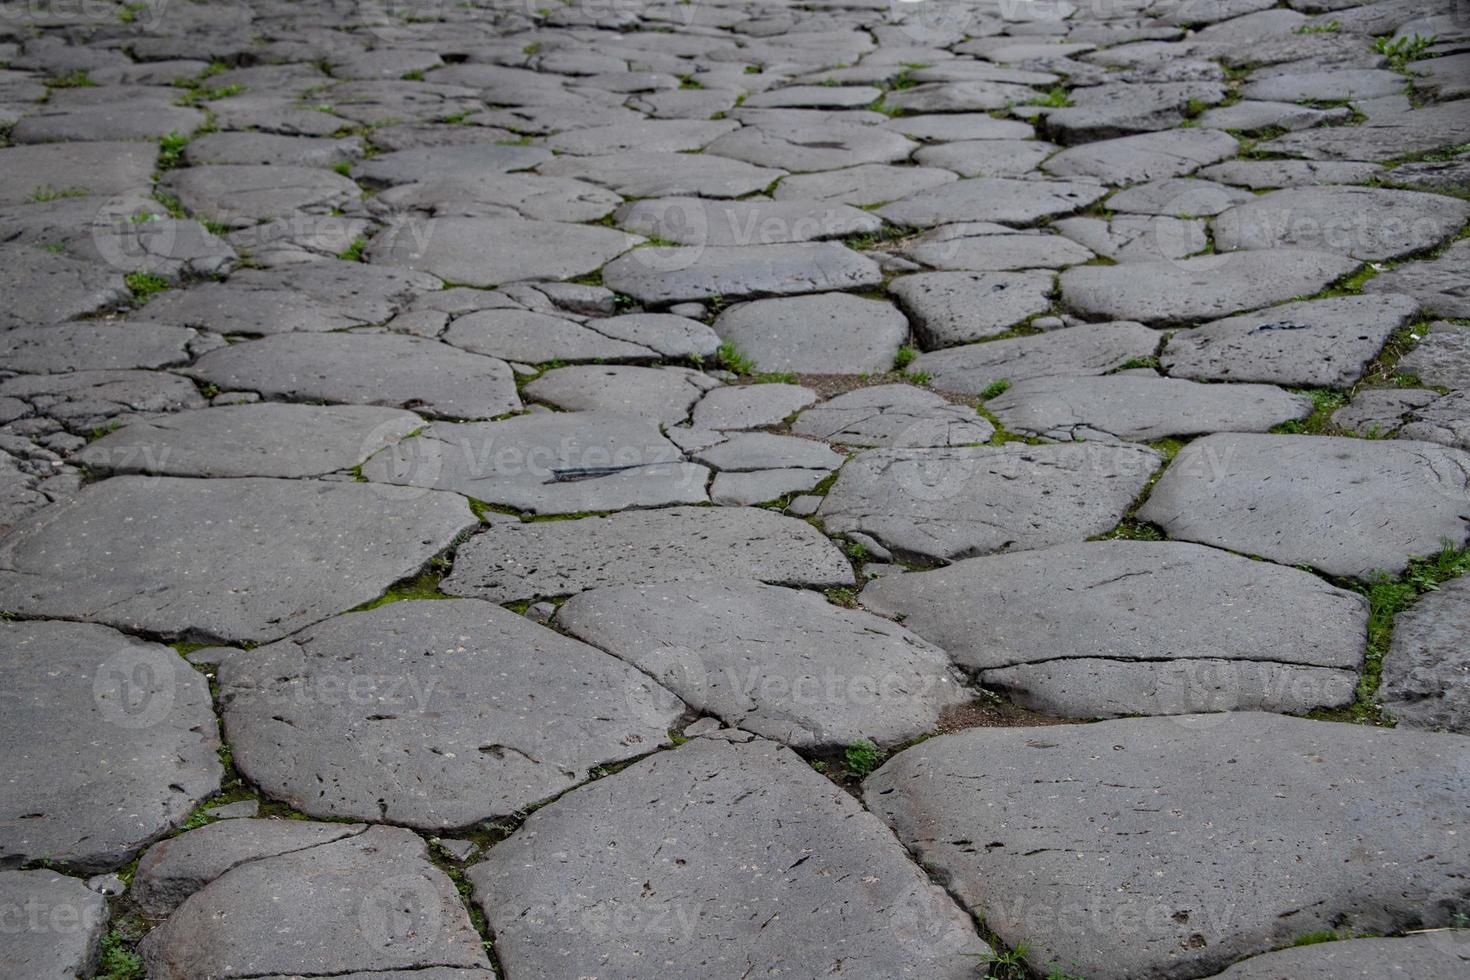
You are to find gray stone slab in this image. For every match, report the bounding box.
[355,143,553,186]
[190,333,521,420]
[541,118,738,155]
[1383,156,1470,195]
[1138,433,1470,578]
[1259,102,1470,162]
[865,714,1470,980]
[891,271,1054,347]
[132,819,366,916]
[361,413,708,514]
[912,321,1161,395]
[714,292,909,373]
[0,320,195,373]
[77,404,423,478]
[588,313,721,359]
[691,383,818,430]
[220,600,682,828]
[1380,574,1470,734]
[469,737,988,980]
[1059,249,1359,326]
[1161,293,1421,388]
[989,375,1311,441]
[792,384,995,447]
[772,162,958,207]
[376,172,621,223]
[442,505,855,602]
[1400,322,1470,390]
[817,442,1160,563]
[1199,159,1385,192]
[160,165,359,227]
[904,225,1095,272]
[0,477,476,643]
[1243,68,1405,102]
[0,245,127,330]
[1332,387,1440,437]
[878,177,1109,229]
[1213,187,1470,262]
[558,581,967,749]
[613,196,880,247]
[1197,99,1351,134]
[912,139,1059,178]
[0,871,107,980]
[1044,128,1240,186]
[1046,81,1227,142]
[0,369,206,432]
[861,540,1365,717]
[183,132,363,168]
[882,113,1035,142]
[709,468,831,506]
[1106,178,1253,216]
[1205,934,1470,980]
[524,365,717,424]
[369,217,641,286]
[538,150,785,199]
[602,242,882,306]
[1053,213,1209,263]
[0,141,155,206]
[705,119,917,173]
[140,827,492,980]
[0,621,221,871]
[694,431,843,471]
[1365,240,1470,320]
[444,309,656,363]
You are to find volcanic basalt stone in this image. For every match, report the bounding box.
[1205,934,1470,980]
[909,321,1162,397]
[0,871,108,979]
[1379,575,1470,734]
[601,242,882,306]
[792,384,995,448]
[890,271,1057,347]
[1212,187,1470,262]
[368,216,642,286]
[877,177,1109,229]
[713,292,909,373]
[523,365,719,424]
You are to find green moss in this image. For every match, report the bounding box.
[1270,388,1349,435]
[843,739,882,778]
[893,345,917,370]
[30,185,89,202]
[1029,85,1072,108]
[715,340,757,375]
[824,587,860,609]
[97,929,146,980]
[125,272,171,301]
[157,131,189,170]
[337,236,368,262]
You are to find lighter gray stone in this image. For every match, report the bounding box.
[184,132,362,168]
[588,313,721,359]
[691,383,818,430]
[442,506,855,602]
[1044,129,1240,186]
[0,320,194,373]
[912,139,1059,178]
[538,151,784,199]
[912,321,1161,395]
[695,432,844,473]
[355,143,552,186]
[603,242,882,306]
[0,871,107,980]
[1214,187,1470,262]
[1401,391,1470,450]
[878,177,1108,229]
[792,384,994,447]
[376,173,621,223]
[1259,102,1470,162]
[1380,574,1470,734]
[541,119,738,155]
[1206,934,1470,980]
[0,369,205,432]
[1366,241,1470,320]
[1242,68,1405,102]
[1332,388,1439,437]
[369,217,641,286]
[160,166,359,227]
[1053,213,1209,263]
[705,119,917,173]
[0,141,155,206]
[714,292,908,373]
[444,309,655,363]
[891,271,1053,347]
[1199,159,1383,190]
[614,197,880,247]
[1138,434,1470,578]
[524,365,718,424]
[1045,81,1227,142]
[904,225,1094,271]
[1106,178,1252,216]
[709,469,830,505]
[0,245,127,330]
[772,163,958,207]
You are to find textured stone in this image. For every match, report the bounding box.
[1044,129,1240,186]
[1332,387,1440,438]
[861,540,1365,717]
[377,172,621,223]
[220,600,682,828]
[0,621,221,871]
[443,309,655,363]
[1400,390,1470,451]
[0,320,194,373]
[0,369,205,432]
[1260,102,1470,162]
[878,177,1108,229]
[0,477,475,643]
[1046,81,1227,142]
[817,442,1160,563]
[1205,934,1470,980]
[691,383,818,430]
[443,506,855,602]
[912,321,1160,395]
[355,143,552,186]
[524,365,717,424]
[1213,187,1470,262]
[1379,575,1470,734]
[904,226,1095,271]
[369,217,641,286]
[891,271,1054,347]
[469,738,988,980]
[0,245,127,329]
[0,141,155,206]
[1366,240,1470,319]
[793,384,994,447]
[0,871,108,979]
[602,242,882,305]
[614,196,880,247]
[867,714,1470,980]
[1139,434,1470,578]
[772,163,958,207]
[913,139,1059,178]
[714,292,909,373]
[160,165,359,226]
[1199,159,1383,190]
[538,150,784,198]
[586,313,721,359]
[705,119,916,173]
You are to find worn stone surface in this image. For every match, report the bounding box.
[903,226,1095,271]
[0,320,195,373]
[602,242,882,305]
[1367,241,1470,320]
[1213,187,1470,262]
[0,621,222,871]
[1205,934,1470,980]
[792,384,995,447]
[1044,129,1239,186]
[469,737,988,980]
[220,600,682,828]
[524,365,717,424]
[1332,387,1440,438]
[691,383,818,430]
[0,870,108,979]
[891,271,1054,347]
[912,321,1161,395]
[0,477,476,643]
[861,541,1365,717]
[866,714,1470,980]
[714,293,908,373]
[443,506,854,602]
[878,177,1109,229]
[1139,434,1470,578]
[0,244,128,330]
[369,217,641,286]
[817,442,1160,563]
[1397,321,1470,389]
[1379,575,1470,734]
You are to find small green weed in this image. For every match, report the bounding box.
[843,739,881,777]
[125,272,171,300]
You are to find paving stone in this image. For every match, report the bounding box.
[0,870,108,979]
[0,320,194,373]
[140,826,493,980]
[1044,128,1240,186]
[1105,177,1253,216]
[9,100,207,144]
[0,369,206,432]
[1053,213,1209,263]
[159,165,359,227]
[375,172,622,223]
[1383,156,1470,195]
[694,431,844,473]
[132,819,366,916]
[792,384,994,447]
[904,226,1095,271]
[540,118,738,155]
[613,196,880,247]
[891,271,1054,347]
[0,244,127,329]
[1213,187,1470,262]
[444,309,656,363]
[912,321,1161,395]
[1399,321,1470,389]
[1045,81,1227,142]
[1205,934,1470,980]
[1196,99,1351,134]
[866,713,1470,980]
[861,540,1365,718]
[602,242,882,306]
[1331,387,1440,437]
[691,383,818,430]
[713,292,908,373]
[818,442,1159,563]
[912,139,1059,177]
[1260,102,1470,162]
[442,505,855,602]
[355,143,552,186]
[1138,433,1470,578]
[369,217,641,286]
[361,413,709,514]
[1380,575,1470,734]
[882,113,1035,142]
[1365,240,1470,319]
[878,177,1109,229]
[589,312,722,359]
[190,333,520,420]
[1059,249,1359,326]
[77,404,423,478]
[469,737,988,980]
[0,141,155,206]
[772,162,959,207]
[1242,68,1405,102]
[1199,159,1383,190]
[708,468,832,506]
[220,600,682,828]
[989,375,1311,441]
[1161,293,1421,388]
[538,150,785,198]
[0,621,221,871]
[524,365,717,424]
[183,132,363,168]
[705,119,917,173]
[0,477,475,643]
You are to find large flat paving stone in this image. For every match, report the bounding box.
[1260,102,1470,162]
[0,870,108,979]
[1397,320,1470,390]
[865,713,1470,980]
[558,582,968,749]
[0,369,205,432]
[902,226,1096,272]
[377,172,621,223]
[0,141,155,206]
[704,118,917,173]
[0,621,221,871]
[1213,187,1470,262]
[1060,249,1359,326]
[817,443,1160,563]
[613,196,880,247]
[370,217,642,286]
[442,309,656,363]
[914,139,1059,178]
[891,270,1053,347]
[360,413,709,514]
[0,477,476,643]
[1044,128,1240,186]
[220,600,683,828]
[912,321,1161,395]
[1380,575,1470,734]
[690,383,818,430]
[0,320,194,373]
[1204,934,1470,979]
[877,177,1109,229]
[601,242,882,306]
[860,541,1366,718]
[355,143,552,185]
[1365,240,1470,320]
[792,384,995,447]
[0,244,128,329]
[538,150,785,198]
[1138,434,1470,578]
[140,826,494,980]
[159,165,359,226]
[772,162,958,207]
[989,375,1311,441]
[442,505,855,602]
[713,292,908,373]
[523,365,717,424]
[1400,389,1470,451]
[1161,293,1421,388]
[190,333,521,420]
[468,736,988,980]
[77,404,423,478]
